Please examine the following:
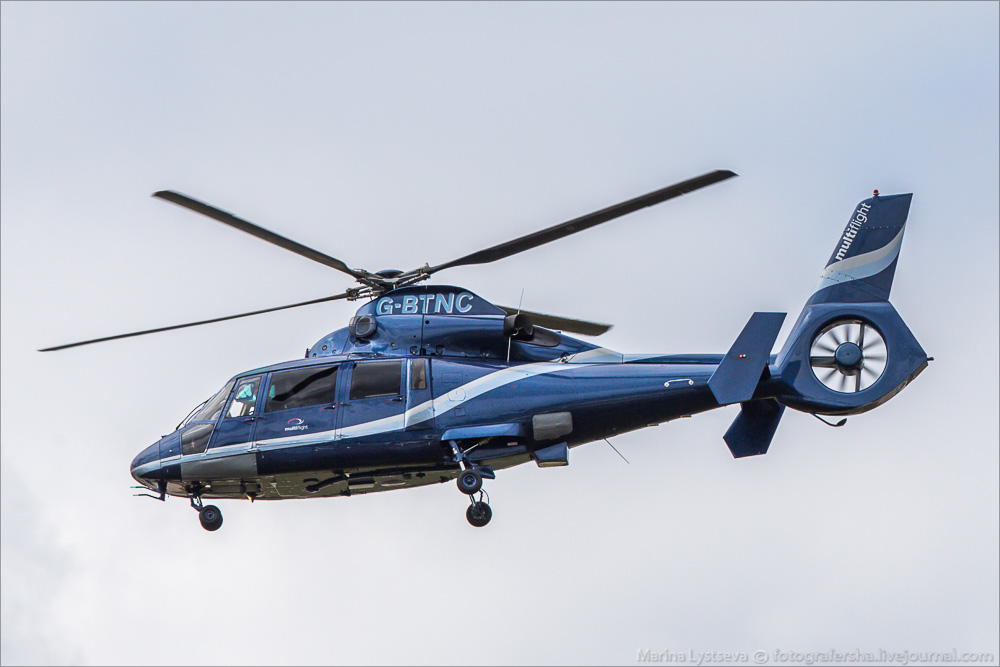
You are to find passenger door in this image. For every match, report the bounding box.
[338,360,406,441]
[252,364,341,449]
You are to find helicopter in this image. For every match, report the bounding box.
[41,171,929,530]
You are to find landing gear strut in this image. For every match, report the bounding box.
[450,441,494,527]
[190,493,223,532]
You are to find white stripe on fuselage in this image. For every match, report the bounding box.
[135,347,682,475]
[253,348,619,451]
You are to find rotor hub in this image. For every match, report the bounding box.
[834,342,863,372]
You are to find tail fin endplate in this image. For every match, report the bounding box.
[709,312,786,405]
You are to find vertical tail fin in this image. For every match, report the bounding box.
[809,193,912,305]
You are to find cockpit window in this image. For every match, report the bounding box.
[189,380,235,424]
[177,401,207,430]
[226,377,261,419]
[182,423,214,455]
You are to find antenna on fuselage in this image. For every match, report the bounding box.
[507,289,526,364]
[604,438,630,464]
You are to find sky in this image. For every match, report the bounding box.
[1,2,997,665]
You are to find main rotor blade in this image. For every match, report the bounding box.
[428,170,736,273]
[153,191,364,280]
[497,306,612,336]
[39,292,351,352]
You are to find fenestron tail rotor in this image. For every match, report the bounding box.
[809,320,888,393]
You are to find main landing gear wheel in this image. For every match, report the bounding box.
[457,469,483,495]
[199,505,223,531]
[466,501,492,527]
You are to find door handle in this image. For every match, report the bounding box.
[323,405,337,410]
[391,396,403,402]
[243,417,256,423]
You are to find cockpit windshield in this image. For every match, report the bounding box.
[178,380,236,430]
[177,401,207,430]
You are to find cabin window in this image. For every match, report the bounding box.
[410,359,427,391]
[226,377,261,419]
[264,365,339,413]
[350,361,403,400]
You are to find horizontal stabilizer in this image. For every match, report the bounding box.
[724,399,785,458]
[708,312,786,405]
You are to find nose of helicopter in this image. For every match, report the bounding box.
[130,441,161,483]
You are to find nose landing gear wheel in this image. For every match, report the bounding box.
[199,505,223,531]
[457,469,483,495]
[466,501,492,527]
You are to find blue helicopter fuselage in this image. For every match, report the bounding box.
[130,285,737,501]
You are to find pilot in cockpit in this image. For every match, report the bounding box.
[227,380,259,418]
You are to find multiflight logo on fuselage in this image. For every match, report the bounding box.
[834,202,871,261]
[376,292,475,316]
[285,418,308,432]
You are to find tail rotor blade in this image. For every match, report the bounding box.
[815,339,837,354]
[831,326,845,346]
[860,366,877,390]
